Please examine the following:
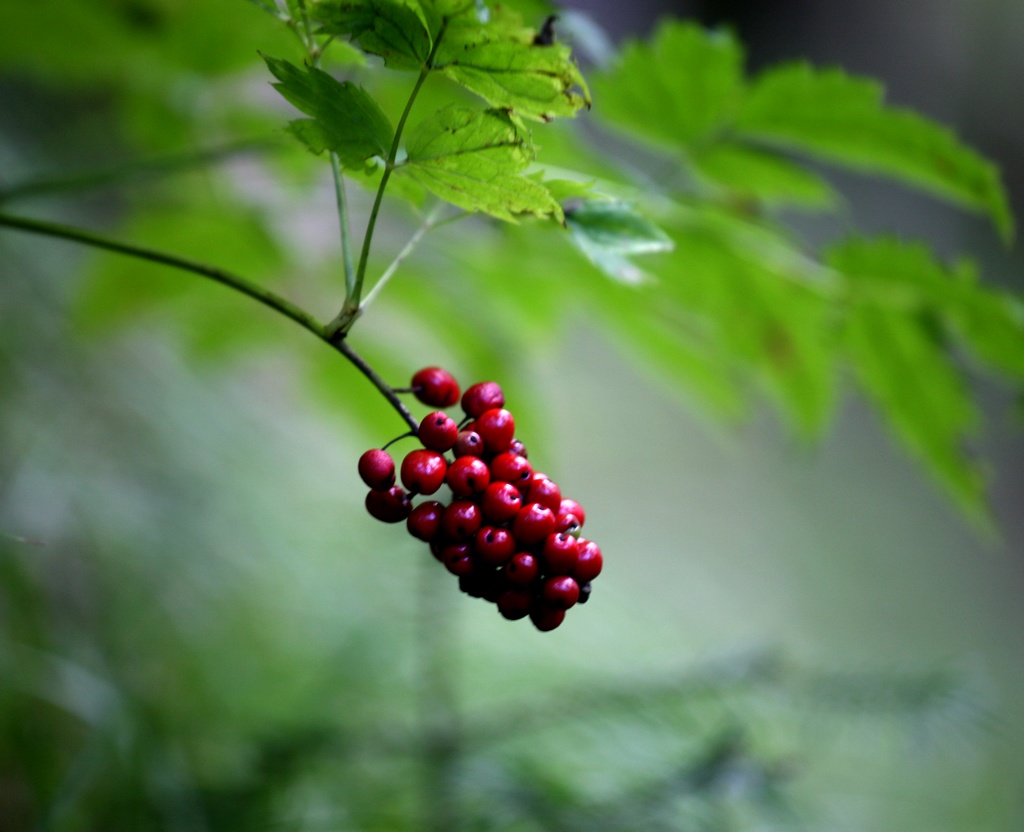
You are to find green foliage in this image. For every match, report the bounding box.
[565,199,674,284]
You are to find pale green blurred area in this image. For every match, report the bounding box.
[1,1,1023,830]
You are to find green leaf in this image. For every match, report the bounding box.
[309,0,432,70]
[262,54,393,167]
[737,63,1014,240]
[827,238,989,517]
[397,104,561,220]
[592,22,744,148]
[432,5,590,122]
[565,200,673,284]
[691,145,839,209]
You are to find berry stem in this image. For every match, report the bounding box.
[0,211,419,432]
[325,19,450,341]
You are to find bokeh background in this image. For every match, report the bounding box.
[1,0,1022,830]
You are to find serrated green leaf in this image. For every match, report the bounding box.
[397,105,560,220]
[565,200,673,284]
[827,238,989,517]
[692,145,839,209]
[309,0,432,70]
[262,54,393,167]
[592,22,744,148]
[432,6,590,121]
[737,63,1014,240]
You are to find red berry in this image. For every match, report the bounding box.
[541,532,579,575]
[441,544,475,577]
[358,449,395,490]
[453,429,484,458]
[445,456,491,497]
[558,498,585,528]
[503,551,539,586]
[442,499,483,540]
[411,367,460,408]
[407,500,444,541]
[577,582,592,604]
[475,408,515,454]
[529,606,565,632]
[525,475,562,512]
[480,481,523,522]
[541,576,580,610]
[554,512,581,536]
[474,526,516,566]
[461,381,504,418]
[512,502,556,546]
[490,452,532,486]
[509,438,528,458]
[418,411,459,452]
[573,539,603,583]
[497,589,533,620]
[400,449,447,495]
[365,486,411,523]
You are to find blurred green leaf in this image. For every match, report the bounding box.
[737,63,1014,239]
[398,105,560,219]
[565,199,673,284]
[262,55,393,167]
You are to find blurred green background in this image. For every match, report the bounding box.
[1,1,1022,830]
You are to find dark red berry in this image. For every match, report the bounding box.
[512,502,556,546]
[480,481,523,522]
[418,411,459,452]
[461,381,504,418]
[497,589,533,620]
[365,486,411,523]
[525,474,562,512]
[441,545,475,577]
[577,582,592,604]
[475,408,515,454]
[411,367,460,408]
[541,576,580,610]
[453,429,484,458]
[490,452,533,485]
[554,512,581,536]
[474,526,516,566]
[503,551,539,586]
[442,500,483,540]
[558,498,585,528]
[445,456,491,497]
[400,449,447,495]
[407,500,444,541]
[529,606,565,632]
[573,539,603,583]
[509,438,528,458]
[541,532,579,575]
[358,449,395,490]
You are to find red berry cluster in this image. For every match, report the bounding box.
[358,367,602,632]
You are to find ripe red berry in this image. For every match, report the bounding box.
[411,367,460,408]
[365,486,411,523]
[525,475,562,512]
[573,539,603,583]
[509,438,528,458]
[407,500,444,542]
[480,481,523,522]
[541,532,579,575]
[453,429,484,458]
[441,544,475,577]
[490,452,532,486]
[497,589,533,620]
[400,449,447,495]
[503,551,539,586]
[558,498,585,528]
[445,455,491,497]
[474,526,516,566]
[541,575,580,610]
[512,502,556,546]
[418,411,459,452]
[461,381,504,418]
[475,408,515,454]
[358,449,395,490]
[442,499,483,540]
[554,512,581,536]
[577,582,592,604]
[529,606,565,632]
